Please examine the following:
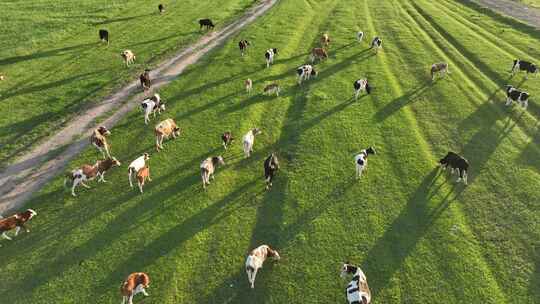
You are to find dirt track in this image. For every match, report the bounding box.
[0,0,278,214]
[472,0,540,28]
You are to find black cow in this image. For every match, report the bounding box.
[140,69,151,91]
[239,40,250,56]
[439,152,469,185]
[221,131,234,150]
[199,19,215,30]
[505,85,529,109]
[99,29,109,45]
[158,4,165,14]
[264,153,280,190]
[511,59,538,79]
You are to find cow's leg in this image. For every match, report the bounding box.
[456,169,462,183]
[505,98,512,106]
[14,226,21,236]
[138,181,144,193]
[523,99,528,109]
[355,89,360,100]
[128,294,134,304]
[141,288,149,297]
[121,295,127,304]
[2,232,12,240]
[129,171,134,188]
[250,268,259,288]
[71,179,80,196]
[463,171,468,185]
[144,112,150,125]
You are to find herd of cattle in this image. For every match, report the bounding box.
[0,3,537,304]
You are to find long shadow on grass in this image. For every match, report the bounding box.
[374,82,431,122]
[91,13,154,25]
[518,126,540,174]
[0,43,96,66]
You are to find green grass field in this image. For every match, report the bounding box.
[0,0,539,303]
[0,0,254,165]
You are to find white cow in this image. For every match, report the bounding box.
[242,128,262,158]
[128,153,150,188]
[245,244,280,289]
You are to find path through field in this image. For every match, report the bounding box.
[0,0,278,215]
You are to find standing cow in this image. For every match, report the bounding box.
[310,47,328,63]
[245,245,280,289]
[199,19,215,30]
[370,37,382,53]
[353,79,371,100]
[90,126,112,158]
[99,29,109,45]
[239,40,250,56]
[121,272,150,304]
[128,153,149,188]
[140,69,151,91]
[354,147,376,179]
[141,94,166,124]
[121,50,136,67]
[341,262,371,304]
[439,151,469,185]
[511,59,538,79]
[243,128,262,158]
[0,209,37,241]
[200,156,225,189]
[265,48,278,68]
[155,118,181,151]
[221,131,234,150]
[431,62,449,81]
[505,85,530,109]
[264,153,279,190]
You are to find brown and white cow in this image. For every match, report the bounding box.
[0,209,37,241]
[64,157,121,196]
[221,131,234,150]
[321,33,331,47]
[155,118,181,151]
[121,50,136,67]
[90,126,112,158]
[141,94,166,125]
[245,78,253,94]
[431,62,449,81]
[263,83,280,96]
[245,244,280,289]
[128,153,150,188]
[136,166,151,193]
[121,272,150,304]
[200,156,225,189]
[0,74,5,81]
[310,47,328,63]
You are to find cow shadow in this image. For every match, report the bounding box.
[90,13,154,25]
[374,82,431,122]
[0,43,96,66]
[517,126,540,174]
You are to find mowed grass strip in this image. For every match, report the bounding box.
[0,0,538,303]
[0,0,254,165]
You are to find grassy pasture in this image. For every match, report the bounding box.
[0,0,254,166]
[0,0,539,303]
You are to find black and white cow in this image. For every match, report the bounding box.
[505,85,529,109]
[341,263,371,304]
[357,31,364,43]
[239,40,250,56]
[199,19,215,30]
[158,4,165,14]
[296,64,317,85]
[370,37,382,53]
[141,94,166,124]
[353,79,371,100]
[99,29,109,45]
[354,147,376,179]
[439,151,469,185]
[265,48,278,68]
[264,153,279,190]
[511,59,538,79]
[221,131,234,150]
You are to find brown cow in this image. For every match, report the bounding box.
[140,69,151,91]
[90,126,111,158]
[0,209,37,241]
[310,47,328,63]
[155,118,181,151]
[136,166,151,193]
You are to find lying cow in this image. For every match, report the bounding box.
[199,18,215,30]
[439,151,469,185]
[505,85,529,109]
[297,64,317,85]
[140,69,151,91]
[121,272,150,304]
[200,156,225,189]
[265,48,278,68]
[341,262,371,304]
[99,29,109,45]
[357,31,364,43]
[264,153,279,190]
[245,244,280,289]
[121,50,136,67]
[431,62,449,81]
[263,83,280,96]
[321,33,331,47]
[136,166,151,194]
[158,4,165,14]
[310,47,328,63]
[243,128,262,158]
[155,118,181,151]
[65,157,121,196]
[371,37,382,53]
[354,147,376,179]
[128,153,149,188]
[0,209,37,241]
[239,40,250,56]
[353,79,371,100]
[90,126,112,158]
[511,59,538,79]
[221,131,234,150]
[245,78,253,94]
[141,93,166,124]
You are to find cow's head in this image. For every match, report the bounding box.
[159,103,166,112]
[439,154,450,167]
[311,68,318,77]
[521,92,530,101]
[270,249,280,261]
[173,126,181,137]
[253,128,262,136]
[272,48,278,54]
[97,126,111,136]
[215,156,225,166]
[365,81,372,94]
[505,85,515,94]
[513,59,519,68]
[27,209,37,220]
[366,146,376,155]
[340,262,357,278]
[111,157,122,167]
[143,153,150,161]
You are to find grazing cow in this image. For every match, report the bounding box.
[505,85,529,109]
[140,69,151,91]
[370,37,382,53]
[158,4,165,14]
[297,64,317,85]
[199,18,215,30]
[200,156,225,189]
[65,157,121,196]
[354,147,376,179]
[155,118,181,151]
[121,272,150,304]
[221,131,234,150]
[0,74,5,81]
[353,79,371,100]
[99,29,109,45]
[128,153,150,188]
[141,94,166,124]
[321,33,331,47]
[0,209,37,241]
[264,153,279,190]
[90,126,112,158]
[245,78,253,94]
[357,31,364,43]
[136,166,151,194]
[242,128,262,158]
[121,50,136,67]
[439,151,469,185]
[310,47,328,63]
[265,48,278,68]
[341,262,371,304]
[245,244,280,289]
[511,59,538,79]
[263,83,280,96]
[239,40,250,56]
[431,62,449,81]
